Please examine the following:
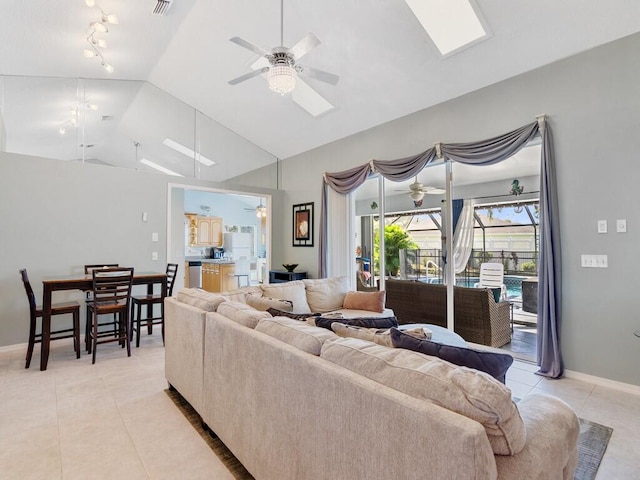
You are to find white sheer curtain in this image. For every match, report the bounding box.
[453,199,475,274]
[326,187,356,287]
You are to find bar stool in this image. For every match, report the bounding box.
[130,263,178,347]
[20,269,81,369]
[83,264,119,352]
[86,267,134,364]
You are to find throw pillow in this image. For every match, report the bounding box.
[342,290,386,313]
[311,315,398,331]
[390,328,514,383]
[302,276,350,312]
[266,308,320,321]
[246,294,294,312]
[490,287,502,303]
[260,280,311,313]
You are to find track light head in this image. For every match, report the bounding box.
[101,13,119,24]
[83,49,97,58]
[101,62,114,73]
[90,21,108,33]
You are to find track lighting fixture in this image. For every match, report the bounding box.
[83,2,118,73]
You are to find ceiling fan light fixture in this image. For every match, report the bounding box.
[410,191,424,202]
[267,65,297,95]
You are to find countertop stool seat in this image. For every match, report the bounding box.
[20,269,81,369]
[130,263,177,347]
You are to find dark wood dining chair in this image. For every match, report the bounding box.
[83,264,119,352]
[130,263,178,347]
[20,269,81,369]
[86,267,134,364]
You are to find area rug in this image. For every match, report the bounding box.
[166,389,612,480]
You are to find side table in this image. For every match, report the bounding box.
[269,270,308,283]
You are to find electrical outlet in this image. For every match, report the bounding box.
[152,251,158,261]
[616,219,627,233]
[152,232,159,242]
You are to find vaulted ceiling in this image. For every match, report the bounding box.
[2,0,640,168]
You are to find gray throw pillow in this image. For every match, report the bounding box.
[267,308,320,321]
[390,328,513,383]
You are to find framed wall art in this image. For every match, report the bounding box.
[292,202,314,247]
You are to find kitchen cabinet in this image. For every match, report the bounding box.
[202,263,221,292]
[186,215,223,246]
[201,262,236,293]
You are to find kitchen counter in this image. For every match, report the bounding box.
[185,257,235,264]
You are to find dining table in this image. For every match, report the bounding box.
[40,270,167,371]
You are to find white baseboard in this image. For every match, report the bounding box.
[564,369,640,397]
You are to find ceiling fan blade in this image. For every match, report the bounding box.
[425,187,445,195]
[289,33,321,60]
[229,36,272,57]
[296,65,340,85]
[292,78,335,117]
[228,67,269,85]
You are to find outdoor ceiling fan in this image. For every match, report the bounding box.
[399,176,445,202]
[227,0,339,116]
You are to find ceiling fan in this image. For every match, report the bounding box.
[244,200,267,218]
[399,176,445,202]
[227,0,339,116]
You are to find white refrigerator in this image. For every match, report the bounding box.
[223,232,252,260]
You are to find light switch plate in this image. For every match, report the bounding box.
[597,220,607,233]
[616,219,627,233]
[152,252,158,261]
[152,232,159,242]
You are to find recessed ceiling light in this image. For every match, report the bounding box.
[140,158,183,177]
[405,0,488,56]
[161,138,215,167]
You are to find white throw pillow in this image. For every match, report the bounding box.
[260,280,311,313]
[302,276,350,313]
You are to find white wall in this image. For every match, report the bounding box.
[0,153,281,347]
[278,33,640,386]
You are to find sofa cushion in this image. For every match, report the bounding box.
[217,301,272,329]
[255,317,338,355]
[176,288,226,312]
[320,338,526,456]
[302,276,350,313]
[342,290,386,313]
[260,280,311,313]
[390,328,514,383]
[222,286,263,303]
[310,315,398,331]
[246,294,294,312]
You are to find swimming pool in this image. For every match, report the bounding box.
[420,275,530,299]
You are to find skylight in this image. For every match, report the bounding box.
[162,138,215,167]
[140,158,183,177]
[405,0,488,56]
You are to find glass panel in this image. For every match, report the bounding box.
[0,75,278,188]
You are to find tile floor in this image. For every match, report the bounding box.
[1,334,639,479]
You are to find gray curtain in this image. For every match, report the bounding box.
[319,118,562,378]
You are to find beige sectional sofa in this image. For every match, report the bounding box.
[165,279,579,480]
